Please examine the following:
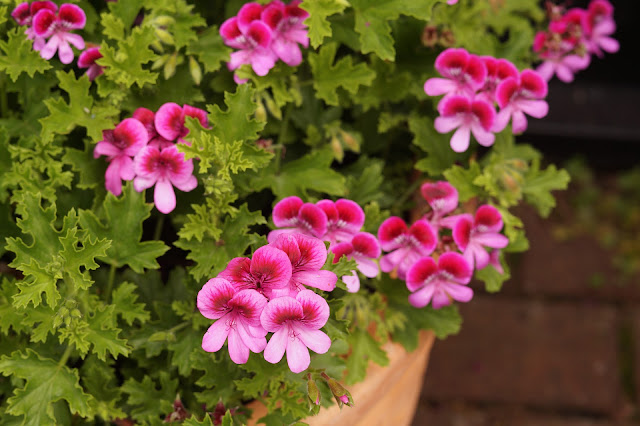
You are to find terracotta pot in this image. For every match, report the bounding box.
[248,330,435,425]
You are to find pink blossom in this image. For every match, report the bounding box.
[218,245,293,299]
[424,48,487,98]
[220,15,277,76]
[406,252,473,309]
[77,46,104,81]
[11,1,57,48]
[331,232,381,293]
[316,199,365,244]
[452,205,509,270]
[270,233,337,297]
[582,0,619,57]
[476,56,518,104]
[378,217,437,280]
[133,145,197,214]
[261,289,331,373]
[32,4,86,64]
[536,51,590,83]
[197,278,268,364]
[420,181,459,229]
[154,103,209,142]
[493,69,549,134]
[434,95,496,152]
[94,118,148,196]
[132,107,173,149]
[261,0,309,66]
[268,196,328,242]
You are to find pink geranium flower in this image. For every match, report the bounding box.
[261,289,331,373]
[452,205,509,270]
[331,232,381,293]
[268,196,328,242]
[477,56,518,104]
[434,95,496,152]
[77,46,104,81]
[261,0,309,66]
[424,48,487,98]
[420,181,459,229]
[316,199,365,244]
[270,233,337,297]
[583,0,619,57]
[220,15,277,77]
[154,103,209,142]
[406,252,473,309]
[197,278,268,364]
[493,69,549,134]
[32,4,86,64]
[133,107,174,149]
[12,1,57,49]
[218,245,293,299]
[378,217,438,280]
[94,118,148,196]
[133,145,197,214]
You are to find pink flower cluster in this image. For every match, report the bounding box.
[11,1,85,64]
[220,1,309,81]
[94,103,209,214]
[425,48,549,151]
[534,0,618,83]
[378,181,508,309]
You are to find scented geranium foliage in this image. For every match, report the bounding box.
[0,0,586,423]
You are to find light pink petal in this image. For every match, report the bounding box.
[434,115,463,134]
[267,228,298,244]
[564,54,590,70]
[424,78,458,96]
[261,297,302,332]
[155,102,184,141]
[228,289,268,327]
[250,245,293,293]
[380,248,406,274]
[489,250,504,274]
[450,126,471,152]
[355,256,379,278]
[431,288,452,309]
[197,278,236,320]
[396,250,422,280]
[104,158,123,196]
[377,216,408,251]
[296,289,330,328]
[342,271,360,293]
[598,37,619,53]
[64,33,85,50]
[118,155,135,181]
[202,314,231,352]
[438,252,472,284]
[510,110,528,134]
[438,213,466,229]
[406,257,437,292]
[408,284,436,308]
[251,49,277,76]
[237,321,267,353]
[473,233,509,249]
[294,324,331,354]
[536,61,555,82]
[421,181,459,216]
[492,108,512,133]
[133,175,156,192]
[470,122,495,147]
[286,334,310,373]
[286,28,309,47]
[94,141,120,158]
[443,282,473,303]
[294,270,337,292]
[264,327,288,364]
[227,328,250,364]
[272,37,302,66]
[471,244,490,270]
[39,35,60,60]
[555,64,576,83]
[171,175,197,193]
[57,40,75,64]
[154,178,176,214]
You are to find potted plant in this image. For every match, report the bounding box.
[0,0,616,424]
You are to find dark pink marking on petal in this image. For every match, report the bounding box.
[532,32,546,52]
[77,46,102,68]
[270,234,302,268]
[11,3,31,25]
[474,205,503,233]
[246,20,272,48]
[331,242,354,263]
[298,203,328,238]
[197,277,236,319]
[438,95,471,117]
[155,102,185,141]
[261,3,285,30]
[219,257,253,290]
[132,107,156,137]
[421,181,458,216]
[183,104,209,128]
[220,17,242,42]
[228,289,268,327]
[351,232,381,259]
[335,199,365,231]
[435,48,469,78]
[237,2,264,32]
[296,289,330,329]
[316,199,338,223]
[409,220,437,253]
[495,59,519,81]
[113,118,148,156]
[261,297,303,331]
[406,257,437,293]
[464,54,487,89]
[292,233,327,270]
[273,196,303,227]
[519,69,548,99]
[250,245,293,292]
[482,56,497,77]
[438,252,472,284]
[471,99,496,131]
[285,1,309,20]
[58,3,86,29]
[377,216,408,251]
[30,1,57,15]
[453,214,473,250]
[32,9,56,37]
[495,77,519,108]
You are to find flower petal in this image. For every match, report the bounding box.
[408,284,436,308]
[250,245,293,293]
[228,289,268,327]
[298,203,328,238]
[286,333,311,373]
[294,324,331,354]
[264,327,288,364]
[406,257,438,292]
[342,271,360,293]
[377,216,408,251]
[202,315,231,352]
[273,196,303,227]
[58,3,86,29]
[296,289,330,328]
[155,102,185,141]
[450,125,471,152]
[227,327,250,364]
[294,270,337,292]
[218,257,253,290]
[261,297,303,332]
[438,252,472,284]
[237,320,267,353]
[154,178,176,214]
[197,277,236,320]
[442,282,474,303]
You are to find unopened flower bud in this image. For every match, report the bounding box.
[330,136,343,162]
[255,100,267,122]
[307,376,321,406]
[156,28,175,45]
[339,130,359,152]
[322,373,354,408]
[164,52,178,79]
[189,56,202,85]
[421,26,438,47]
[154,15,175,27]
[152,54,169,70]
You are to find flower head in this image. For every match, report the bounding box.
[261,289,331,373]
[493,69,549,134]
[452,205,509,269]
[33,4,86,64]
[220,16,277,76]
[420,181,459,227]
[133,144,197,214]
[477,56,518,103]
[424,48,487,98]
[94,118,148,196]
[154,102,209,142]
[331,232,381,293]
[197,278,268,364]
[77,46,104,81]
[261,0,309,66]
[268,196,328,242]
[434,95,496,152]
[378,217,437,280]
[406,252,473,309]
[133,107,174,149]
[316,198,365,244]
[583,0,619,57]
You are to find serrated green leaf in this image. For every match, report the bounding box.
[208,84,265,144]
[300,0,349,48]
[186,26,230,73]
[475,258,511,293]
[523,162,570,217]
[308,43,376,106]
[0,278,27,335]
[168,328,201,376]
[410,114,458,176]
[98,26,158,88]
[0,28,52,82]
[235,355,289,399]
[121,372,177,424]
[80,356,127,422]
[443,162,483,202]
[0,349,93,426]
[111,282,151,326]
[106,0,145,29]
[344,329,388,384]
[85,305,131,360]
[192,351,246,403]
[63,140,105,190]
[78,183,169,273]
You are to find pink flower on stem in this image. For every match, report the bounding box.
[453,205,509,270]
[583,0,619,57]
[133,145,197,214]
[424,48,487,98]
[268,196,328,243]
[154,102,209,143]
[94,118,148,196]
[378,217,438,280]
[270,233,337,297]
[32,4,86,64]
[406,252,473,309]
[197,278,268,364]
[77,46,104,81]
[434,95,496,152]
[476,56,519,104]
[220,16,277,77]
[261,289,331,373]
[331,232,381,293]
[133,107,174,149]
[261,0,310,66]
[316,198,365,244]
[493,69,549,134]
[12,1,57,47]
[218,245,293,299]
[420,181,459,229]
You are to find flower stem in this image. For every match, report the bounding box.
[105,264,116,302]
[57,344,74,368]
[153,214,165,241]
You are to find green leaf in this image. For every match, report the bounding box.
[0,349,93,426]
[308,43,376,106]
[63,140,106,190]
[208,84,265,145]
[186,26,230,73]
[106,0,145,29]
[442,162,483,202]
[78,183,169,273]
[80,356,127,422]
[39,71,119,144]
[234,355,290,399]
[0,28,52,82]
[85,305,131,361]
[192,351,246,403]
[355,56,412,111]
[300,0,349,48]
[475,259,511,293]
[168,328,201,376]
[409,114,458,176]
[111,282,151,326]
[0,278,28,335]
[121,373,177,424]
[523,161,570,217]
[344,329,389,384]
